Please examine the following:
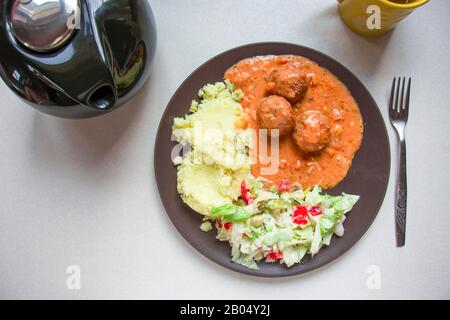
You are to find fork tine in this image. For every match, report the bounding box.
[389,77,396,110]
[394,76,401,112]
[400,77,406,110]
[404,77,411,117]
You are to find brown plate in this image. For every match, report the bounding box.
[154,42,390,277]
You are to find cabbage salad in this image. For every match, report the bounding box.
[200,177,359,270]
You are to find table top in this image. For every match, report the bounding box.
[0,0,448,299]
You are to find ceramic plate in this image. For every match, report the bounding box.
[154,42,390,277]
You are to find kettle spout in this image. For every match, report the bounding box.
[87,84,116,110]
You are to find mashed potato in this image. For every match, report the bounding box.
[172,81,251,216]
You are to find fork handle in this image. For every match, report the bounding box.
[395,139,407,247]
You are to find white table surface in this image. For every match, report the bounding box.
[0,0,449,300]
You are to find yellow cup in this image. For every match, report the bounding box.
[338,0,429,36]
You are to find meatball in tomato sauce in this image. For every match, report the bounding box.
[294,110,331,153]
[268,63,309,103]
[257,95,293,137]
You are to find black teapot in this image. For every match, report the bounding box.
[0,0,157,118]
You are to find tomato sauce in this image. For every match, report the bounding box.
[225,55,363,189]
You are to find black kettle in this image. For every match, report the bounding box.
[0,0,157,118]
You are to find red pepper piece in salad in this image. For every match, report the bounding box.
[266,250,283,261]
[240,180,254,205]
[292,205,309,225]
[309,205,323,216]
[277,179,291,192]
[217,221,232,230]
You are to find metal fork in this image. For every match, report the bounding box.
[389,77,411,247]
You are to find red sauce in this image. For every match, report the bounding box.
[225,55,363,189]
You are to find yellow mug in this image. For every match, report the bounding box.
[338,0,429,36]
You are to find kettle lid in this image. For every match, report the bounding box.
[10,0,80,53]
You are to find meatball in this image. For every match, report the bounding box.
[294,110,331,153]
[257,95,293,137]
[268,64,309,103]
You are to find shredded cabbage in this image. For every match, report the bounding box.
[205,180,359,269]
